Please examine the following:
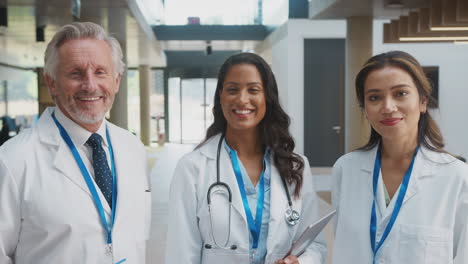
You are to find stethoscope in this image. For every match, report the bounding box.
[205,134,301,250]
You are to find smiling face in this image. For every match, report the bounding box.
[363,66,427,142]
[45,38,121,132]
[220,63,266,134]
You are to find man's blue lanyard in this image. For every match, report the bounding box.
[370,143,419,262]
[227,146,266,249]
[51,112,118,248]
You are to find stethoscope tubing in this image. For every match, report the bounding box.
[205,134,300,250]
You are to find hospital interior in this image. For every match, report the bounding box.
[1,0,468,263]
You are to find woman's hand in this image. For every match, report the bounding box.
[275,255,299,264]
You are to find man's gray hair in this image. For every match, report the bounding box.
[44,22,125,79]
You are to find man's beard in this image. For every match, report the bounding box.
[58,92,114,125]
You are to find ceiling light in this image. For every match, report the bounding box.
[431,26,468,31]
[386,0,404,8]
[400,36,468,41]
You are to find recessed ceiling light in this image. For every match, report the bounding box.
[400,36,468,41]
[387,0,404,8]
[431,26,468,31]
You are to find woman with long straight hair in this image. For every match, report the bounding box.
[331,51,468,264]
[165,53,326,264]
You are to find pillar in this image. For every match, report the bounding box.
[37,68,54,115]
[139,65,151,145]
[108,8,128,129]
[345,16,373,152]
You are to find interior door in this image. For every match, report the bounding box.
[304,38,345,166]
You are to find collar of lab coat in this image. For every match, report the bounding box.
[53,106,108,148]
[198,134,297,250]
[37,107,115,215]
[359,143,449,220]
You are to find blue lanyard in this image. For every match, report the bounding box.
[370,143,419,261]
[227,147,266,249]
[51,112,118,247]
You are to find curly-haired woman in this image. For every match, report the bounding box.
[165,53,326,264]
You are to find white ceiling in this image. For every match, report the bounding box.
[0,0,165,68]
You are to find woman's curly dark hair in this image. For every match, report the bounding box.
[198,52,305,197]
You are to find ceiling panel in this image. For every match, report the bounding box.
[0,0,164,68]
[310,0,432,19]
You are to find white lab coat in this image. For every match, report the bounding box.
[165,134,327,264]
[331,145,468,264]
[0,108,151,264]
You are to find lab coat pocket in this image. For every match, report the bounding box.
[266,253,289,264]
[197,186,232,244]
[202,248,248,264]
[398,224,451,264]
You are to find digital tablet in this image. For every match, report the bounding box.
[285,209,336,258]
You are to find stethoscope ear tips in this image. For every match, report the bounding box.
[230,245,237,250]
[205,244,212,249]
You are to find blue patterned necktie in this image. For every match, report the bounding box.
[86,133,113,207]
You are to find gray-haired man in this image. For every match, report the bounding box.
[0,22,151,263]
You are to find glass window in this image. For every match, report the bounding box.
[127,69,167,145]
[151,70,166,144]
[168,77,217,143]
[3,70,39,129]
[168,77,182,142]
[262,0,288,26]
[164,0,260,25]
[127,69,141,136]
[205,78,217,129]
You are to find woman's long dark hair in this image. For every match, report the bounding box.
[355,51,444,152]
[199,52,305,197]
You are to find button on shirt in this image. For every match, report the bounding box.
[54,108,111,181]
[224,141,272,264]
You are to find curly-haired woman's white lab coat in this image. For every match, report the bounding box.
[332,145,468,264]
[165,134,327,264]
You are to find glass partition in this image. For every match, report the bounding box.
[168,77,217,143]
[163,0,261,25]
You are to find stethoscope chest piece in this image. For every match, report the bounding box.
[285,208,300,226]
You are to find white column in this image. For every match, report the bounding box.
[139,64,151,146]
[108,8,128,129]
[345,16,373,152]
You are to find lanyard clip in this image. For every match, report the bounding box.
[107,243,113,255]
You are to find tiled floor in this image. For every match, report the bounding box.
[145,143,196,264]
[145,143,334,264]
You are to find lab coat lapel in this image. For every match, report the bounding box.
[378,146,435,223]
[267,165,293,250]
[360,146,386,218]
[41,108,112,215]
[38,109,93,197]
[219,144,250,225]
[200,134,248,225]
[53,140,94,196]
[401,147,435,205]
